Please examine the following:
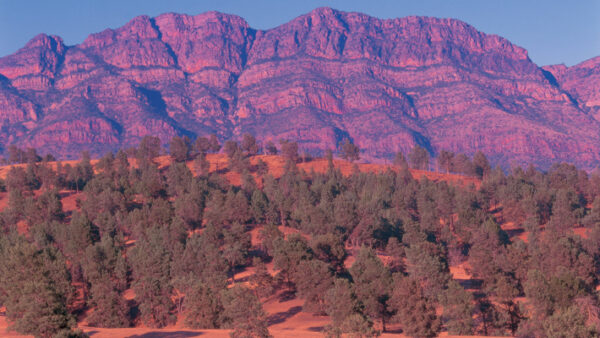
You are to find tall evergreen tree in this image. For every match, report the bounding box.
[0,237,77,337]
[389,275,440,338]
[129,226,175,328]
[221,285,272,338]
[349,247,392,332]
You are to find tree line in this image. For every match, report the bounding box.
[0,135,599,337]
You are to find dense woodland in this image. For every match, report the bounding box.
[1,135,600,337]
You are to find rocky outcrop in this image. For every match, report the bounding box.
[0,8,598,168]
[543,56,600,121]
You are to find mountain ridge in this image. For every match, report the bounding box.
[0,7,598,168]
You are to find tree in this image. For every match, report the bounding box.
[310,233,347,273]
[249,257,275,298]
[195,136,211,155]
[194,134,221,154]
[324,278,377,337]
[60,212,99,265]
[5,166,27,193]
[340,138,360,162]
[86,282,130,328]
[438,150,455,173]
[241,133,259,156]
[183,281,223,329]
[136,135,161,167]
[547,188,582,232]
[543,306,596,338]
[405,241,450,297]
[173,180,206,229]
[24,147,41,163]
[389,275,440,337]
[225,141,249,173]
[385,237,405,273]
[293,259,334,314]
[265,141,278,155]
[169,136,191,162]
[224,140,240,158]
[256,158,268,176]
[82,236,130,328]
[222,223,251,282]
[251,190,268,224]
[452,153,475,175]
[349,247,392,331]
[171,231,229,293]
[194,152,211,176]
[129,227,175,328]
[272,234,313,287]
[473,151,491,178]
[136,164,165,198]
[7,144,24,164]
[408,145,429,170]
[208,134,221,153]
[393,151,408,169]
[221,285,272,338]
[166,161,193,197]
[280,140,299,163]
[442,280,474,335]
[0,237,77,337]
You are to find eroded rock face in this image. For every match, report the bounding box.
[0,7,598,168]
[544,56,600,121]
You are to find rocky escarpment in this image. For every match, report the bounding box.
[0,7,598,168]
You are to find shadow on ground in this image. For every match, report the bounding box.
[125,331,203,338]
[268,305,302,325]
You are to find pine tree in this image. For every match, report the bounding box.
[221,285,272,338]
[82,236,130,327]
[249,257,275,299]
[272,234,313,287]
[293,259,334,314]
[349,247,392,332]
[280,140,299,163]
[241,133,260,156]
[438,150,455,173]
[166,161,193,196]
[473,151,491,178]
[390,275,440,337]
[442,280,474,335]
[209,134,221,153]
[169,136,191,162]
[129,226,175,328]
[136,135,161,168]
[340,138,360,162]
[265,141,278,155]
[408,145,429,170]
[223,223,251,281]
[324,278,377,337]
[310,233,347,273]
[0,237,77,337]
[543,306,596,338]
[183,281,223,329]
[384,237,405,273]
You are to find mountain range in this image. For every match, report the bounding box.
[0,7,598,168]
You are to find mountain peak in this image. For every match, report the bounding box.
[0,9,598,168]
[24,33,64,50]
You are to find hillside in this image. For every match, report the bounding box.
[1,151,599,337]
[0,153,480,187]
[0,154,482,338]
[0,8,599,168]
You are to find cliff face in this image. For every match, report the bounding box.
[0,8,598,168]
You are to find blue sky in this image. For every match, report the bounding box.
[1,0,598,66]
